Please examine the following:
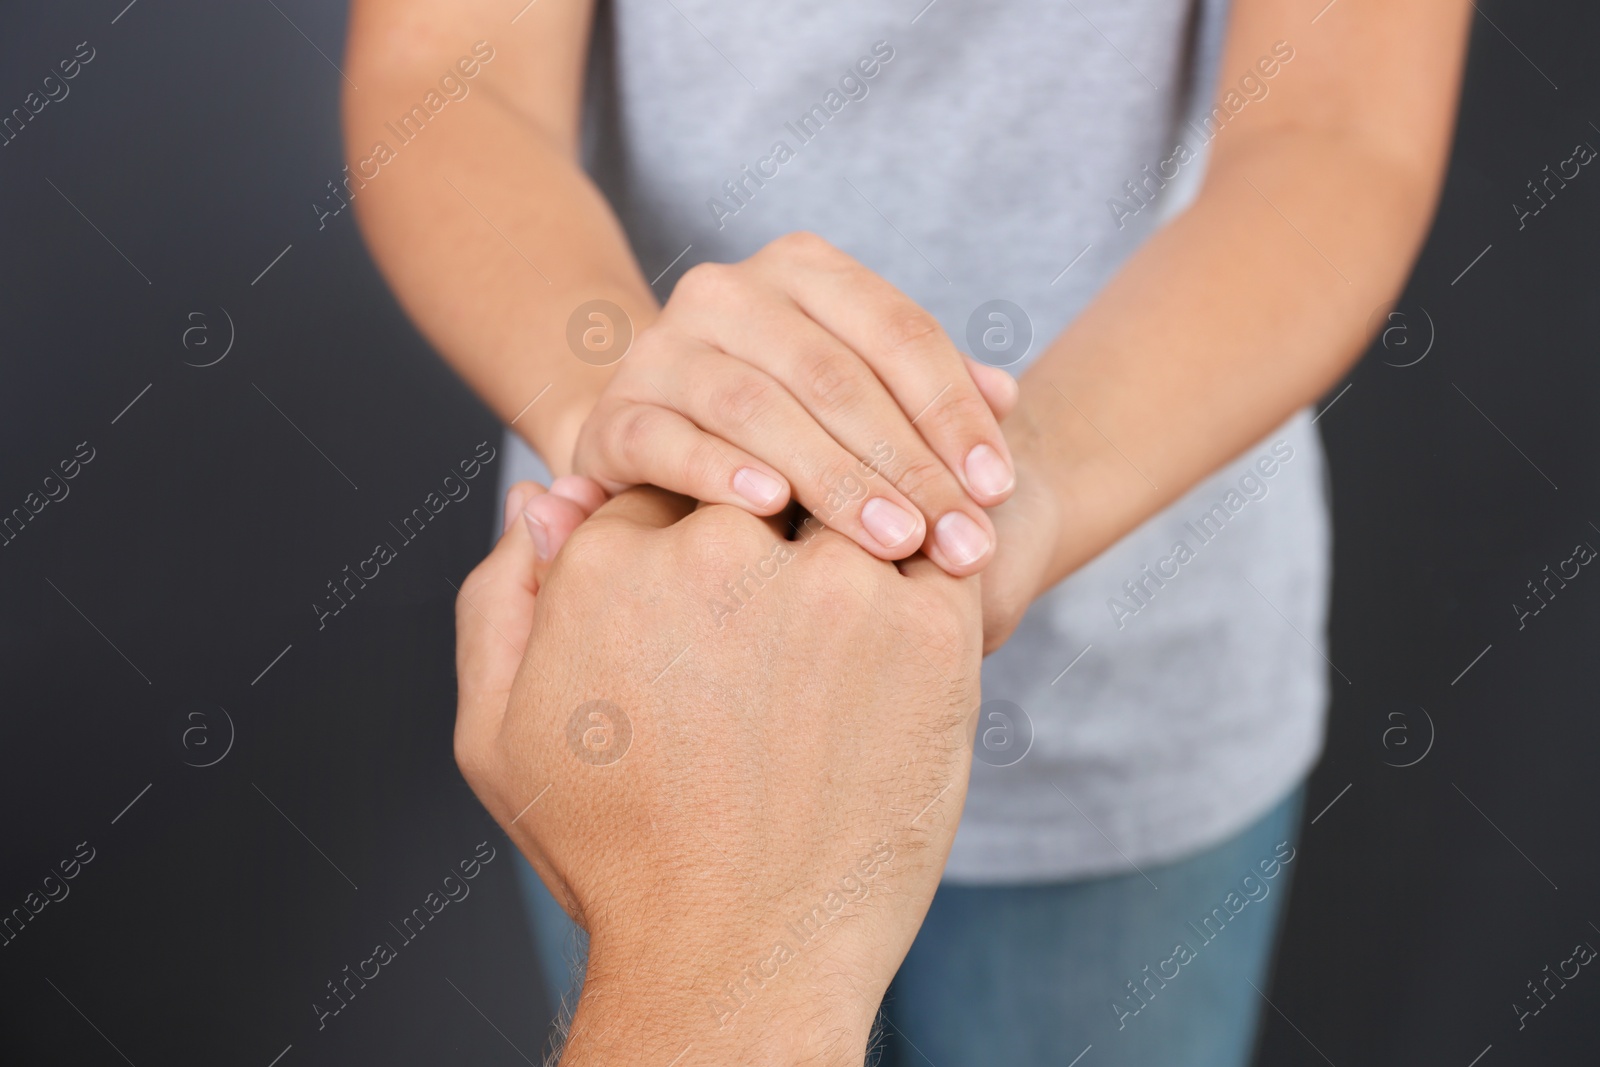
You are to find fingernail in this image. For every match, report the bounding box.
[733,467,784,509]
[964,443,1014,497]
[861,497,919,549]
[503,486,532,534]
[935,511,991,567]
[523,512,551,560]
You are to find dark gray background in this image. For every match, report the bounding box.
[1,2,1595,1065]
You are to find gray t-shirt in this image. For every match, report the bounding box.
[501,0,1329,882]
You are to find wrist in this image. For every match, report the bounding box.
[993,397,1070,597]
[523,379,605,478]
[558,930,877,1067]
[1007,376,1154,584]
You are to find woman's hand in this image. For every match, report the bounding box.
[571,232,1018,575]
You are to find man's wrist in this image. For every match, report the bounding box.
[556,936,878,1067]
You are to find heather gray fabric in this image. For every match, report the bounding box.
[500,0,1329,881]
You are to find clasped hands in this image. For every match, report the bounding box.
[454,235,1063,1065]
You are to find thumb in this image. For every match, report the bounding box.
[457,476,612,744]
[964,356,1020,421]
[523,474,609,563]
[454,481,553,755]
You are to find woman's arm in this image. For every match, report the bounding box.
[343,2,1014,572]
[986,0,1475,644]
[343,0,657,474]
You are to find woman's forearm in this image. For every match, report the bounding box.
[1012,127,1447,589]
[344,18,657,474]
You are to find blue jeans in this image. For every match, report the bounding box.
[514,785,1304,1066]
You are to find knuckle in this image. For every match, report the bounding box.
[904,582,972,651]
[682,502,770,545]
[556,519,628,579]
[617,327,670,373]
[929,389,996,436]
[807,457,870,519]
[674,261,736,304]
[676,505,772,581]
[878,306,944,361]
[681,439,730,493]
[886,453,954,501]
[982,595,1025,653]
[766,230,835,261]
[715,375,775,430]
[609,404,661,464]
[799,348,864,414]
[807,530,869,576]
[789,538,869,606]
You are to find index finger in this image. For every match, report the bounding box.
[752,235,1017,506]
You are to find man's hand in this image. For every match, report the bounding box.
[573,232,1018,576]
[454,483,983,1065]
